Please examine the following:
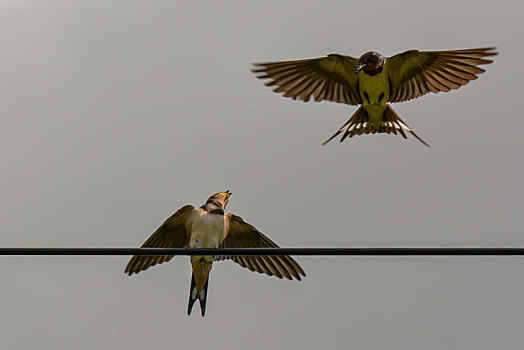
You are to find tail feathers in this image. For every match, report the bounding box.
[187,275,197,315]
[187,275,209,317]
[198,278,209,317]
[384,106,430,147]
[322,105,430,147]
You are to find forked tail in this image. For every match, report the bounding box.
[322,105,430,147]
[187,274,210,317]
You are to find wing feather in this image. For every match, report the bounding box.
[218,213,305,280]
[124,205,194,275]
[252,54,362,105]
[386,47,497,102]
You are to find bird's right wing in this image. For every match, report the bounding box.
[386,47,497,103]
[217,213,305,280]
[125,205,194,275]
[252,54,362,105]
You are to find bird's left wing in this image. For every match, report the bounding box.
[217,213,305,280]
[125,204,195,275]
[252,54,362,105]
[386,47,497,103]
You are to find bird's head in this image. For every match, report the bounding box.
[356,51,386,74]
[206,190,231,210]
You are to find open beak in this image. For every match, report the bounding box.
[356,63,366,73]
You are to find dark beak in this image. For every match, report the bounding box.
[356,63,366,73]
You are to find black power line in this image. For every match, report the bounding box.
[0,247,524,256]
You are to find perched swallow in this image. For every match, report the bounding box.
[125,191,305,316]
[252,47,497,146]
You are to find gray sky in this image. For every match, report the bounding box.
[0,0,523,349]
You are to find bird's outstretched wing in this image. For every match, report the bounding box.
[125,205,194,275]
[386,47,497,103]
[217,213,305,280]
[252,54,362,105]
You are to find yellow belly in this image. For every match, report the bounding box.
[358,71,390,127]
[358,70,390,106]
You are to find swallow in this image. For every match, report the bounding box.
[125,191,305,316]
[252,47,497,146]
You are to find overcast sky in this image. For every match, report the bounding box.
[0,0,523,349]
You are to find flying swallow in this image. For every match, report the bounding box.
[125,191,305,316]
[252,47,497,146]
